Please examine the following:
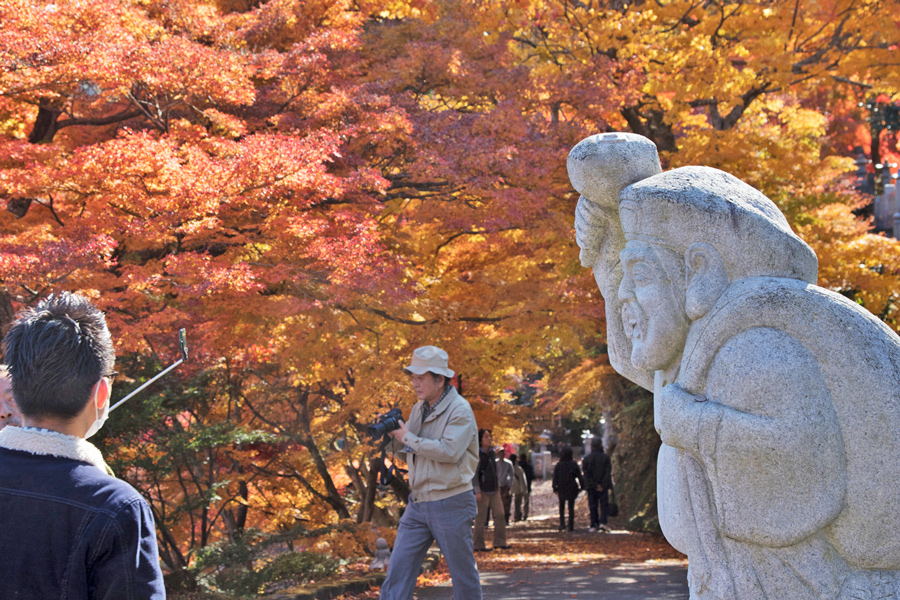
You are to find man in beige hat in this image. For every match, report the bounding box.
[379,345,482,600]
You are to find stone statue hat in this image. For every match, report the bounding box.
[568,131,818,285]
[619,166,818,284]
[402,346,455,378]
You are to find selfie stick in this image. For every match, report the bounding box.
[109,329,189,413]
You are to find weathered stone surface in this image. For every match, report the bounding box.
[569,132,661,271]
[569,132,900,600]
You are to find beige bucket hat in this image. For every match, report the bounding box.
[402,346,455,378]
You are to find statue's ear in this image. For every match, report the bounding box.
[684,242,729,320]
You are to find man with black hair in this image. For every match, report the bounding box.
[0,292,165,599]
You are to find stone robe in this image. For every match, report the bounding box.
[655,277,900,600]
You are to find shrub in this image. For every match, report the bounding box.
[212,550,339,597]
[193,526,348,597]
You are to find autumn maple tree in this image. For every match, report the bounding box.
[0,0,422,578]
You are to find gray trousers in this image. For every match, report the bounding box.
[380,491,482,600]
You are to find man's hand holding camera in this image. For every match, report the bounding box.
[388,418,407,441]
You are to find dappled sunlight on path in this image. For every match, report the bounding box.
[337,470,688,599]
[410,476,688,599]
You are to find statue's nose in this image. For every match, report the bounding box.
[618,275,635,301]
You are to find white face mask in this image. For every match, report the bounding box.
[84,388,109,439]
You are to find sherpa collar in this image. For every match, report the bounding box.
[0,426,113,475]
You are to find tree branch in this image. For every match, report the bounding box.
[54,108,143,131]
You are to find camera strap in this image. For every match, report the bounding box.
[378,438,407,486]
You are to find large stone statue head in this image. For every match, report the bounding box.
[568,132,818,379]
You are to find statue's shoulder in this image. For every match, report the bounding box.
[681,276,900,390]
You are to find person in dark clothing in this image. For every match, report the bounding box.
[472,429,508,550]
[582,438,613,532]
[552,445,585,532]
[517,452,535,521]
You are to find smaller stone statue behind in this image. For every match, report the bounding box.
[370,537,391,570]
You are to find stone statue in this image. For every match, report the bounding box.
[568,132,900,600]
[370,537,391,570]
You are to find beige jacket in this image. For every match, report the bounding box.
[398,386,478,503]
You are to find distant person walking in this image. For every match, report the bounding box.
[496,446,514,525]
[552,445,585,532]
[582,438,613,532]
[516,452,534,521]
[510,454,528,522]
[473,429,509,551]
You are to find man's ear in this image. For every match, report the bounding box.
[684,242,729,320]
[92,378,111,410]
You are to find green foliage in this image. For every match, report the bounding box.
[96,359,292,575]
[608,383,660,533]
[194,529,339,597]
[265,551,340,586]
[559,401,603,447]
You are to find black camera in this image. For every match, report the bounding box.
[368,408,403,438]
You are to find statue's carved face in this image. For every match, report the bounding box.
[618,242,690,374]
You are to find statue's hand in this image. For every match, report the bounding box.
[655,382,706,453]
[575,199,627,272]
[568,132,661,270]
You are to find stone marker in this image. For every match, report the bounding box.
[370,537,391,570]
[568,132,900,600]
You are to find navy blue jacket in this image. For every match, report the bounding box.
[0,445,166,599]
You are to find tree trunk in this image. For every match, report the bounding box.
[28,102,61,144]
[148,503,189,573]
[387,471,410,504]
[620,106,677,153]
[361,456,380,523]
[872,122,884,195]
[296,388,351,519]
[600,374,660,533]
